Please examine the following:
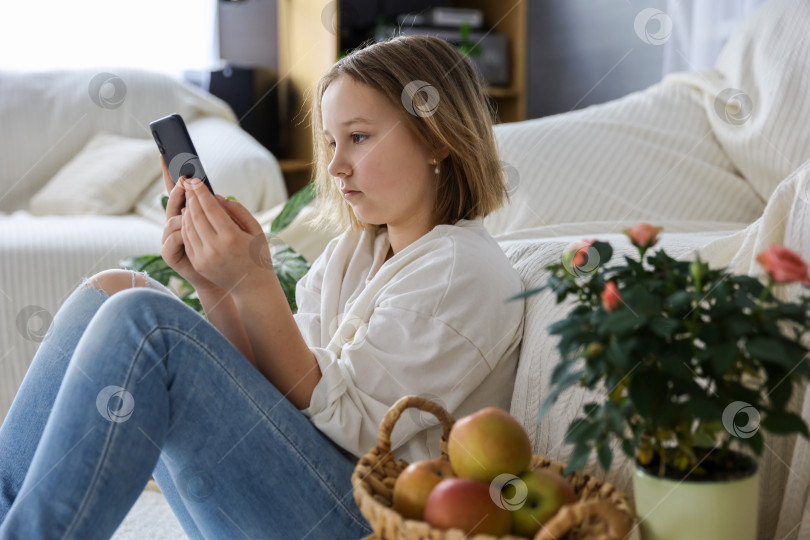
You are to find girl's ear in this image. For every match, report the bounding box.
[437,145,450,160]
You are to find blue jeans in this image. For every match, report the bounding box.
[0,277,373,539]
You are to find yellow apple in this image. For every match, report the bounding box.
[447,407,532,483]
[509,469,578,537]
[392,458,456,520]
[424,478,512,536]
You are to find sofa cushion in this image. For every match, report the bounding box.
[29,132,158,216]
[486,80,765,237]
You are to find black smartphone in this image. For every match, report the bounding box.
[149,113,214,194]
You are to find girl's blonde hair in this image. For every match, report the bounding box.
[310,34,508,231]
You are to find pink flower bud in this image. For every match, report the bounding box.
[602,281,622,311]
[569,239,596,268]
[623,223,662,249]
[756,244,810,284]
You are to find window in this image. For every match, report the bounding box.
[0,0,218,76]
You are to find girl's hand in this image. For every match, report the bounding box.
[159,158,219,292]
[180,176,272,293]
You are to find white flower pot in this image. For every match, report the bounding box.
[632,454,759,540]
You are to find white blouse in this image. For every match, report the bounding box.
[294,218,525,464]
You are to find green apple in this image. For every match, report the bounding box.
[392,458,456,520]
[509,469,578,537]
[424,478,512,536]
[447,407,532,483]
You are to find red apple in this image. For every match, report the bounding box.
[447,407,532,483]
[424,478,512,536]
[392,458,456,520]
[509,469,578,537]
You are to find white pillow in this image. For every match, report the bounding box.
[134,116,288,224]
[29,132,159,215]
[485,80,765,237]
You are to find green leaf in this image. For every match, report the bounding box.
[724,315,754,338]
[709,343,739,375]
[598,310,645,334]
[539,369,584,418]
[508,286,546,301]
[624,286,662,317]
[565,417,602,444]
[628,371,664,417]
[548,316,586,336]
[731,274,765,297]
[583,402,600,416]
[746,337,791,366]
[550,360,574,385]
[604,401,625,434]
[762,411,810,437]
[564,442,592,474]
[271,246,311,313]
[665,290,692,310]
[621,438,635,458]
[161,195,169,211]
[650,316,680,338]
[684,395,723,421]
[597,443,613,472]
[733,288,758,310]
[592,241,613,267]
[659,356,695,380]
[747,430,764,455]
[765,367,792,411]
[605,337,636,371]
[692,431,715,448]
[271,183,315,233]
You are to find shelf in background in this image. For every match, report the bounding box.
[278,158,311,173]
[278,158,313,196]
[486,86,518,98]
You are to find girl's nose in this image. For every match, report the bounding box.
[328,146,351,178]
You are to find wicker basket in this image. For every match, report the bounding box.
[352,395,635,540]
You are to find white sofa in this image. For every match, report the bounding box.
[0,68,289,426]
[3,0,810,538]
[492,1,810,539]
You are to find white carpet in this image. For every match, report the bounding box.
[112,482,187,540]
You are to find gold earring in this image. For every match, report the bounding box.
[432,158,440,175]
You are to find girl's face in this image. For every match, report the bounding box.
[321,75,438,233]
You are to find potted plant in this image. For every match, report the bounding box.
[521,223,810,540]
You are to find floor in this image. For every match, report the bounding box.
[112,483,187,540]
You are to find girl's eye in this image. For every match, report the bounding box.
[351,133,367,143]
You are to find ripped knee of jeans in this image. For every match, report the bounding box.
[79,276,111,298]
[80,270,171,296]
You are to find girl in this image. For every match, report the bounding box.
[0,35,524,539]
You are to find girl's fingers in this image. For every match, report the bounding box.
[162,230,184,260]
[214,195,263,235]
[181,215,195,261]
[184,183,218,237]
[165,177,187,220]
[182,201,203,258]
[161,215,182,243]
